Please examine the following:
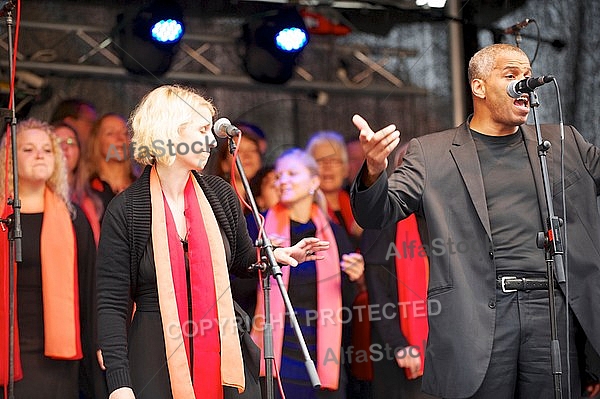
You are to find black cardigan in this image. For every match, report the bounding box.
[96,166,256,393]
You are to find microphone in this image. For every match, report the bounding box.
[506,75,554,98]
[213,118,241,138]
[503,18,533,34]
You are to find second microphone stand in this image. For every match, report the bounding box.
[0,5,22,399]
[530,86,567,399]
[226,136,320,399]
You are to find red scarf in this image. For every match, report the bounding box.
[327,190,355,237]
[395,214,429,378]
[328,190,372,380]
[251,203,343,390]
[150,168,245,398]
[78,193,101,246]
[350,290,373,380]
[1,188,81,388]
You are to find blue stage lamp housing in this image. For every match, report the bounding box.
[242,6,310,84]
[114,0,185,76]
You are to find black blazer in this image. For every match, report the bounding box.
[351,122,600,397]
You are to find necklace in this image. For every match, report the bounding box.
[166,197,187,240]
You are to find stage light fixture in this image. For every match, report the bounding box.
[415,0,447,7]
[242,6,309,84]
[114,0,185,76]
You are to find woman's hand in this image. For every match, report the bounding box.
[273,237,330,266]
[585,382,600,398]
[109,387,135,399]
[350,220,364,238]
[341,252,364,281]
[97,349,105,370]
[100,351,137,399]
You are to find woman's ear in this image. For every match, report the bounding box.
[311,175,321,194]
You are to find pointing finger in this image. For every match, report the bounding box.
[352,114,370,131]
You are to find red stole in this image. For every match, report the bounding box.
[164,178,221,399]
[0,203,21,388]
[327,190,355,236]
[78,193,101,246]
[329,190,372,380]
[350,290,373,380]
[1,188,81,388]
[149,167,245,399]
[251,203,343,390]
[395,214,429,377]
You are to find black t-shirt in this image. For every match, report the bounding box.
[471,128,546,274]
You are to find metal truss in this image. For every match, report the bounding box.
[0,20,427,97]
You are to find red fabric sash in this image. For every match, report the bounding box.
[349,290,373,380]
[251,203,343,390]
[149,167,245,399]
[0,204,22,387]
[1,188,81,388]
[327,190,355,236]
[395,214,429,378]
[328,190,372,379]
[164,178,221,399]
[78,193,100,246]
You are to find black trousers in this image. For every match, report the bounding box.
[371,354,437,399]
[468,288,580,399]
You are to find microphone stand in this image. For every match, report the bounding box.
[0,3,22,399]
[531,89,566,399]
[226,137,320,399]
[487,28,565,51]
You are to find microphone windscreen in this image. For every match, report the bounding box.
[213,118,231,139]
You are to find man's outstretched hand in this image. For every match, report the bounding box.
[352,114,400,187]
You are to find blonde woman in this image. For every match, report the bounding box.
[0,119,104,398]
[96,85,328,399]
[251,148,364,399]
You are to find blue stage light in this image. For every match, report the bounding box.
[151,19,184,44]
[275,27,308,52]
[242,6,310,84]
[114,0,185,76]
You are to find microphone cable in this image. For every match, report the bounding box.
[552,75,573,399]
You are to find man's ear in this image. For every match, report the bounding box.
[471,79,486,99]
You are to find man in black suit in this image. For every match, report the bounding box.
[350,43,600,398]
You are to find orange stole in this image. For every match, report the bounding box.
[251,203,343,390]
[40,189,82,359]
[395,214,429,377]
[1,188,81,386]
